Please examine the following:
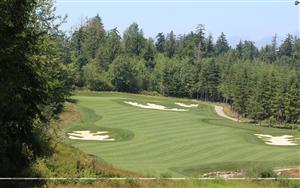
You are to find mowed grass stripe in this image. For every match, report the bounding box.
[67,92,300,177]
[90,126,235,155]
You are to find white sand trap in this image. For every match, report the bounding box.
[124,101,188,112]
[254,134,298,146]
[215,106,239,122]
[175,102,198,108]
[68,130,114,141]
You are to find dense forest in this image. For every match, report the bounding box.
[0,0,299,178]
[65,15,300,125]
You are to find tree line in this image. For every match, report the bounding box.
[65,15,299,125]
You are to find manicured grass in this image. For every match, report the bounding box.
[65,91,300,177]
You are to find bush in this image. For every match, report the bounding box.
[243,165,277,178]
[160,172,172,178]
[125,178,140,187]
[139,90,161,96]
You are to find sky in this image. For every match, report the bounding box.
[55,0,300,47]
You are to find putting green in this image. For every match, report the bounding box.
[65,91,300,177]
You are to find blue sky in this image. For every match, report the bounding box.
[55,0,299,47]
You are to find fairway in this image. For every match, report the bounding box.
[66,92,300,177]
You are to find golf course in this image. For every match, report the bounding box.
[64,91,300,177]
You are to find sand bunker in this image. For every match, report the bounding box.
[175,102,198,108]
[215,106,239,121]
[68,131,115,141]
[124,101,188,112]
[254,134,298,146]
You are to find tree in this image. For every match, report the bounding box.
[159,57,188,97]
[97,27,121,70]
[123,22,145,56]
[195,24,206,60]
[272,81,288,123]
[284,72,300,123]
[205,34,214,57]
[142,38,156,68]
[0,0,72,176]
[165,31,176,58]
[242,40,258,61]
[108,55,144,92]
[247,72,272,124]
[82,15,105,60]
[231,64,251,119]
[82,61,112,91]
[197,59,221,101]
[279,34,293,57]
[155,32,165,53]
[236,41,243,59]
[215,32,230,56]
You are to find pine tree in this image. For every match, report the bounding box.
[195,24,206,60]
[215,32,230,56]
[98,28,121,70]
[123,22,146,56]
[205,34,214,57]
[279,34,293,57]
[155,32,165,53]
[143,38,156,68]
[83,15,105,60]
[284,72,300,123]
[165,31,176,58]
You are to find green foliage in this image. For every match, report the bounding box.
[100,28,122,70]
[108,55,146,93]
[155,32,166,53]
[243,165,276,178]
[66,14,299,126]
[0,0,73,176]
[123,22,146,56]
[82,62,113,91]
[196,58,221,101]
[165,31,176,58]
[215,32,230,56]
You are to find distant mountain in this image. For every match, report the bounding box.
[227,31,299,49]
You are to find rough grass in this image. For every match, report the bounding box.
[64,91,300,177]
[58,102,81,126]
[219,103,239,119]
[29,102,141,180]
[49,179,299,188]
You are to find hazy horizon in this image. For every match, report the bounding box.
[56,0,300,47]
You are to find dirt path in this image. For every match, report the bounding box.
[215,105,239,122]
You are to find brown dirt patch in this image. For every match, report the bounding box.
[59,102,81,125]
[220,103,239,119]
[276,168,300,177]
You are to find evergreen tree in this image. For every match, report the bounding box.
[0,0,72,176]
[155,32,165,53]
[242,40,258,61]
[215,32,230,56]
[197,59,221,101]
[165,31,176,58]
[142,38,156,68]
[195,24,206,60]
[98,28,121,70]
[205,34,214,58]
[236,41,243,59]
[82,15,105,60]
[284,72,300,123]
[279,34,293,57]
[123,22,146,56]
